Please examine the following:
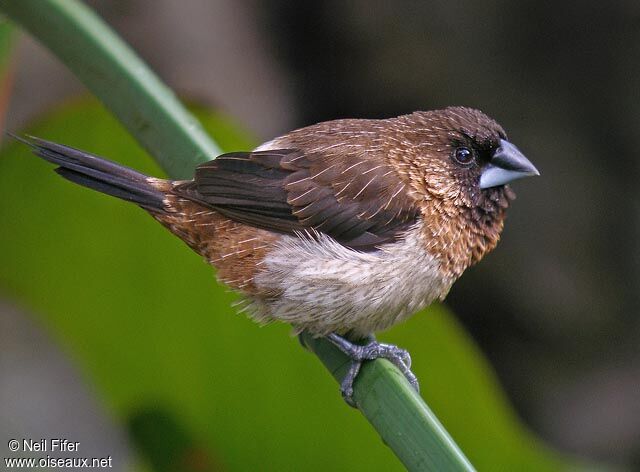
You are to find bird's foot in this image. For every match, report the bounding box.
[326,332,419,407]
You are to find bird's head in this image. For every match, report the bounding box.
[387,106,539,275]
[390,106,538,210]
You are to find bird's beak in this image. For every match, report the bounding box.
[479,139,539,189]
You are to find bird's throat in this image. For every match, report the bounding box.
[419,204,507,279]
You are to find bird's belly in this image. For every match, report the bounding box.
[250,226,453,337]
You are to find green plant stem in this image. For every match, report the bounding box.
[302,334,475,471]
[1,1,475,470]
[0,0,220,179]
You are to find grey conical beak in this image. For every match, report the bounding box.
[479,139,540,189]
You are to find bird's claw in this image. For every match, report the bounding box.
[326,333,420,407]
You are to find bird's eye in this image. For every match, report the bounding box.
[453,146,474,165]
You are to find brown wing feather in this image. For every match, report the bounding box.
[173,148,418,250]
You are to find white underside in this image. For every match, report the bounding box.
[250,224,453,336]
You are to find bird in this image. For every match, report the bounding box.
[16,106,539,406]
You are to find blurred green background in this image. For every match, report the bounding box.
[1,1,638,471]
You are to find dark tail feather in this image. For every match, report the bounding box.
[13,135,166,210]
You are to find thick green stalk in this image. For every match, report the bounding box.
[0,0,220,178]
[1,1,475,470]
[302,334,475,471]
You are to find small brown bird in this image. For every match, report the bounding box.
[18,106,538,405]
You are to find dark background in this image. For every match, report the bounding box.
[4,0,640,468]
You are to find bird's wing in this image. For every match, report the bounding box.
[173,149,419,250]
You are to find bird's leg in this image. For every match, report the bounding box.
[326,332,420,407]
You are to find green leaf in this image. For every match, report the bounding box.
[0,99,591,471]
[0,0,220,178]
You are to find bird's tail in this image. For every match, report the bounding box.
[15,135,166,211]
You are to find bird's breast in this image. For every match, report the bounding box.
[249,221,455,336]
